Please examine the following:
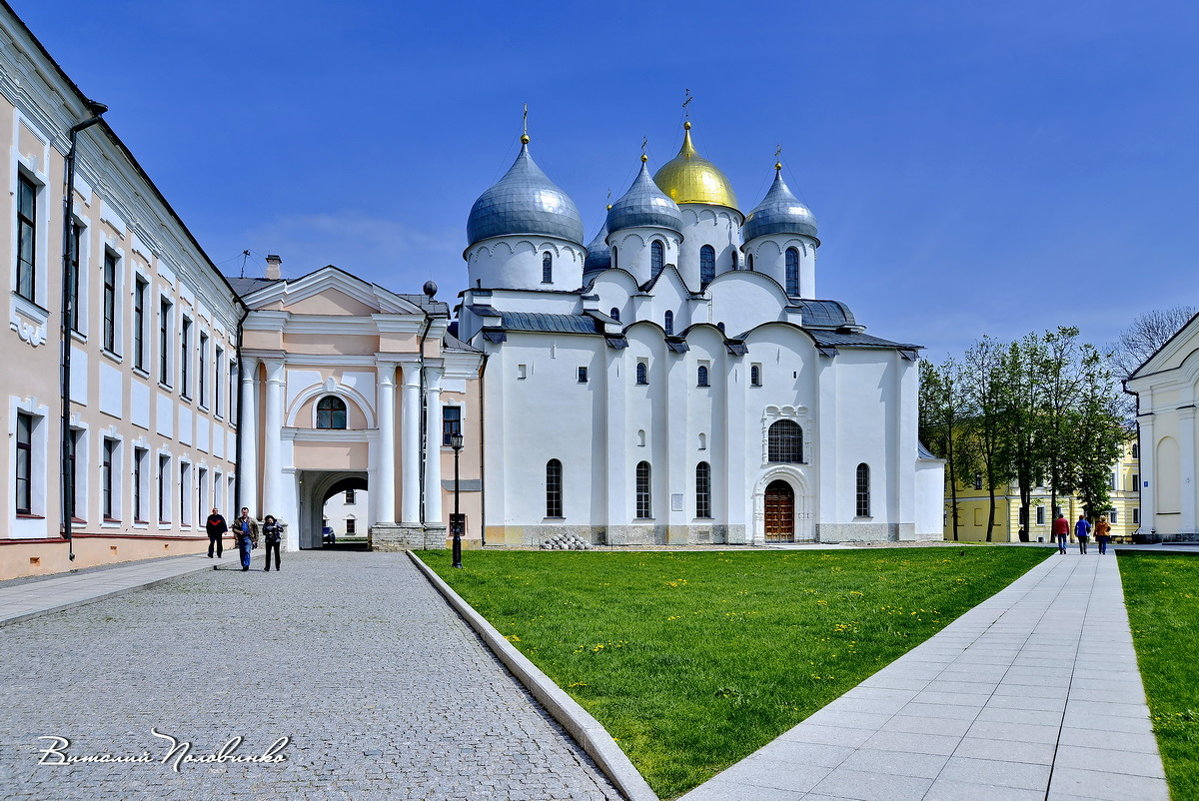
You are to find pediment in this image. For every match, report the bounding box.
[241,265,424,316]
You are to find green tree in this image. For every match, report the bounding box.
[1000,333,1047,541]
[919,357,978,541]
[1038,326,1083,523]
[963,336,1011,541]
[1071,345,1127,519]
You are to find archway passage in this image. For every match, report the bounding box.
[764,480,795,542]
[297,470,369,550]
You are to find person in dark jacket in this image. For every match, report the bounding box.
[234,507,259,572]
[262,515,283,572]
[205,508,228,558]
[1075,514,1091,555]
[1052,513,1070,554]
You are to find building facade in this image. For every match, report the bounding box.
[0,6,243,578]
[457,128,945,546]
[1126,312,1199,541]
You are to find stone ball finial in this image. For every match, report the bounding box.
[423,280,438,298]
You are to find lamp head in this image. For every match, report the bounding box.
[449,432,464,451]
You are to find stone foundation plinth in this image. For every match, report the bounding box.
[369,524,427,551]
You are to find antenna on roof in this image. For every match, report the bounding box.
[682,88,693,119]
[239,250,250,279]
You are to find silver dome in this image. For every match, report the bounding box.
[743,168,819,242]
[583,222,611,272]
[607,161,682,234]
[467,141,585,246]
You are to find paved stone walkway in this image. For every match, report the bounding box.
[0,551,620,800]
[680,550,1168,801]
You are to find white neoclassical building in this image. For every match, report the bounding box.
[1126,312,1199,541]
[456,124,944,546]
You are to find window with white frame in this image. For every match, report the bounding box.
[180,316,193,399]
[214,345,224,416]
[179,461,193,526]
[697,363,710,388]
[441,406,461,445]
[541,252,553,284]
[68,222,84,333]
[133,277,148,371]
[102,438,120,521]
[198,332,208,408]
[1036,506,1045,525]
[15,412,35,515]
[1133,508,1140,524]
[228,359,237,424]
[636,360,648,385]
[751,364,762,387]
[700,245,715,287]
[15,172,37,302]
[197,467,207,526]
[158,454,171,522]
[695,461,712,519]
[66,427,86,522]
[546,459,563,518]
[856,463,871,517]
[635,461,652,519]
[767,420,803,463]
[103,250,120,354]
[1109,508,1118,525]
[159,298,173,386]
[133,447,149,523]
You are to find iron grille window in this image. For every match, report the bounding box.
[697,365,709,387]
[102,439,117,520]
[700,245,715,287]
[664,310,674,335]
[103,251,118,352]
[635,461,652,519]
[856,463,871,517]
[751,364,762,386]
[767,420,804,463]
[636,362,648,385]
[785,247,800,296]
[68,224,82,332]
[133,279,147,370]
[542,252,553,283]
[442,406,462,445]
[317,396,347,429]
[696,461,712,519]
[15,412,32,514]
[546,459,563,518]
[16,174,35,301]
[650,240,664,277]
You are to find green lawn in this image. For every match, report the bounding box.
[1119,551,1199,801]
[420,547,1048,798]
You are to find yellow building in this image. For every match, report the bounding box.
[944,437,1140,543]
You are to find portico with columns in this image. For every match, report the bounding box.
[233,264,483,551]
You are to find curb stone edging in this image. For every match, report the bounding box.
[406,550,659,801]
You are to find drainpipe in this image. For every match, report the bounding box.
[58,100,107,562]
[231,304,250,516]
[478,350,488,546]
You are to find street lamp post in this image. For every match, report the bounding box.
[449,432,464,568]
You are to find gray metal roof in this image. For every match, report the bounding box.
[743,169,819,242]
[466,142,584,246]
[500,311,600,335]
[583,221,612,272]
[398,293,449,316]
[794,299,857,329]
[807,329,921,350]
[607,161,683,234]
[227,276,280,298]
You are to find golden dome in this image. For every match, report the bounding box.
[652,122,739,210]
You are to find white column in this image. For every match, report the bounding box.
[1138,414,1154,535]
[262,358,285,519]
[1181,407,1195,535]
[423,364,444,526]
[376,365,397,524]
[401,365,422,525]
[238,358,259,518]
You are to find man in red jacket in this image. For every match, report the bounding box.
[1052,513,1070,555]
[205,508,228,558]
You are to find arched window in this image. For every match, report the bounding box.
[542,252,553,284]
[612,245,618,269]
[856,463,871,517]
[664,310,674,335]
[700,245,715,287]
[696,461,712,519]
[767,420,803,463]
[785,247,800,296]
[316,396,348,429]
[637,429,646,447]
[636,361,648,385]
[610,307,620,322]
[650,240,665,277]
[747,253,755,271]
[731,250,739,270]
[1132,443,1139,458]
[546,459,563,518]
[636,461,652,518]
[698,432,707,450]
[751,364,761,386]
[697,365,709,387]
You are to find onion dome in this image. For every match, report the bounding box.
[466,136,584,246]
[583,221,611,272]
[652,122,739,210]
[742,163,819,242]
[607,156,683,234]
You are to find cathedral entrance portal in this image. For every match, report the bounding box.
[296,470,369,549]
[764,480,795,542]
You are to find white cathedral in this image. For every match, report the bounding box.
[456,123,945,546]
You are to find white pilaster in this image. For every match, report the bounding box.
[238,358,259,518]
[1181,406,1195,535]
[262,358,284,519]
[1138,414,1155,535]
[401,365,421,525]
[376,364,397,524]
[424,364,444,525]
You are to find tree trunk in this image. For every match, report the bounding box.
[986,485,996,542]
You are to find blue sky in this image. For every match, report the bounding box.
[18,0,1199,360]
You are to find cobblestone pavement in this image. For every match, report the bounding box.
[0,551,622,801]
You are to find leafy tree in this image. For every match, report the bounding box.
[919,357,977,541]
[1000,334,1047,541]
[1071,345,1127,519]
[1038,327,1083,525]
[963,336,1011,541]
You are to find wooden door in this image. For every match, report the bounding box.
[765,480,795,542]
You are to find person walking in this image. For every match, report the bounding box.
[234,507,259,572]
[1052,513,1070,554]
[1076,513,1091,555]
[1095,515,1112,555]
[262,515,283,572]
[205,507,228,558]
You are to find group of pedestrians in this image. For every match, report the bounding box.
[203,507,284,572]
[1051,512,1112,555]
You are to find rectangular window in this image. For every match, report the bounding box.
[696,462,712,519]
[133,278,147,370]
[159,299,173,385]
[546,460,563,518]
[102,438,117,520]
[103,251,118,353]
[856,464,871,517]
[1109,473,1116,490]
[158,454,170,522]
[68,223,82,332]
[197,467,207,526]
[751,364,762,387]
[180,317,192,398]
[345,488,356,504]
[1036,506,1045,525]
[133,447,147,522]
[346,518,357,535]
[214,345,224,416]
[517,363,527,380]
[15,412,33,514]
[229,360,238,424]
[1132,474,1139,492]
[179,462,192,526]
[577,366,588,383]
[442,406,462,446]
[16,174,36,301]
[635,462,652,519]
[1133,508,1140,524]
[1109,509,1118,525]
[199,332,208,407]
